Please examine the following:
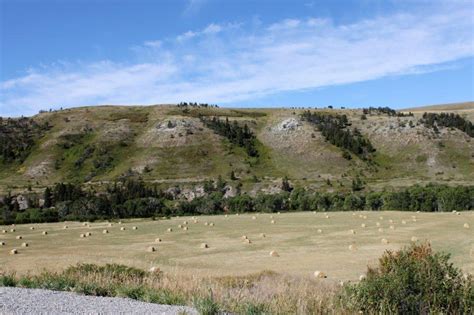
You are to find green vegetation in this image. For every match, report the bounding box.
[420,112,474,137]
[301,110,376,160]
[200,116,259,157]
[1,180,472,224]
[362,106,413,117]
[0,117,51,163]
[341,243,473,314]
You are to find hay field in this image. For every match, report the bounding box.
[1,211,473,281]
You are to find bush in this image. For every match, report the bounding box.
[341,243,474,314]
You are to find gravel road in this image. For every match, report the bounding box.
[0,287,198,315]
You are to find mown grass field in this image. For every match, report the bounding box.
[1,211,473,281]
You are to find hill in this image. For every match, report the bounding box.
[0,103,473,195]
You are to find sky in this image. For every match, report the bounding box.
[1,0,473,117]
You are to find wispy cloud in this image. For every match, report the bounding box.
[182,0,208,17]
[1,2,473,116]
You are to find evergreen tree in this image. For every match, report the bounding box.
[44,187,52,208]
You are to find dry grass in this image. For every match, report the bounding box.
[0,211,473,281]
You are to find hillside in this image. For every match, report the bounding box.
[0,103,473,195]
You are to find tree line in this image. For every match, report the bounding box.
[1,180,472,225]
[200,116,259,157]
[419,112,473,137]
[301,111,376,160]
[362,107,413,117]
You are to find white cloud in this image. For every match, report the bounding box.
[1,2,473,116]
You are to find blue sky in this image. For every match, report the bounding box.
[1,0,473,116]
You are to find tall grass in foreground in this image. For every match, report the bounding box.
[1,243,472,314]
[0,264,341,314]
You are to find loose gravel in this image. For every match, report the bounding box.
[0,287,198,315]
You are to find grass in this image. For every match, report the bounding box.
[0,263,341,314]
[1,104,473,195]
[1,211,472,280]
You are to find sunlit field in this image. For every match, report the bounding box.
[1,211,472,281]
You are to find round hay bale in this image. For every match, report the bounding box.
[314,271,327,278]
[16,235,22,240]
[359,275,366,281]
[183,221,188,225]
[10,229,15,233]
[381,238,389,245]
[271,220,275,224]
[269,250,279,257]
[21,242,28,247]
[260,233,266,238]
[349,229,356,235]
[363,215,367,219]
[412,218,417,222]
[317,229,323,234]
[456,212,461,216]
[245,239,252,244]
[411,236,418,242]
[349,244,356,251]
[204,222,208,226]
[82,222,88,226]
[10,248,18,255]
[390,225,395,230]
[270,215,274,219]
[209,222,214,227]
[80,233,86,238]
[376,222,381,227]
[167,228,173,232]
[85,232,91,237]
[132,226,138,230]
[193,220,198,224]
[178,224,182,228]
[118,221,122,224]
[378,228,384,233]
[0,241,5,246]
[108,223,113,227]
[183,226,188,231]
[103,229,109,234]
[464,223,470,229]
[224,215,228,218]
[252,216,256,220]
[120,227,126,231]
[155,238,162,243]
[2,230,6,234]
[241,235,248,240]
[147,246,156,252]
[379,216,384,220]
[149,266,160,273]
[200,243,209,249]
[325,215,330,219]
[30,227,35,230]
[42,231,48,235]
[63,225,68,229]
[389,219,393,224]
[361,224,366,228]
[402,220,407,224]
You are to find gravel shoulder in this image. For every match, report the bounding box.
[0,287,198,315]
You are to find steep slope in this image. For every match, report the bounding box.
[0,103,472,194]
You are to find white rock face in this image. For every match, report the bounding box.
[274,118,302,132]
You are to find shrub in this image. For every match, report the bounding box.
[341,243,474,314]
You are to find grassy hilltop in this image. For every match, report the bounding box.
[0,102,473,194]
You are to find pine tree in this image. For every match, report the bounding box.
[44,187,52,208]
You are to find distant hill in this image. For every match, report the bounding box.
[403,101,474,112]
[1,103,473,195]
